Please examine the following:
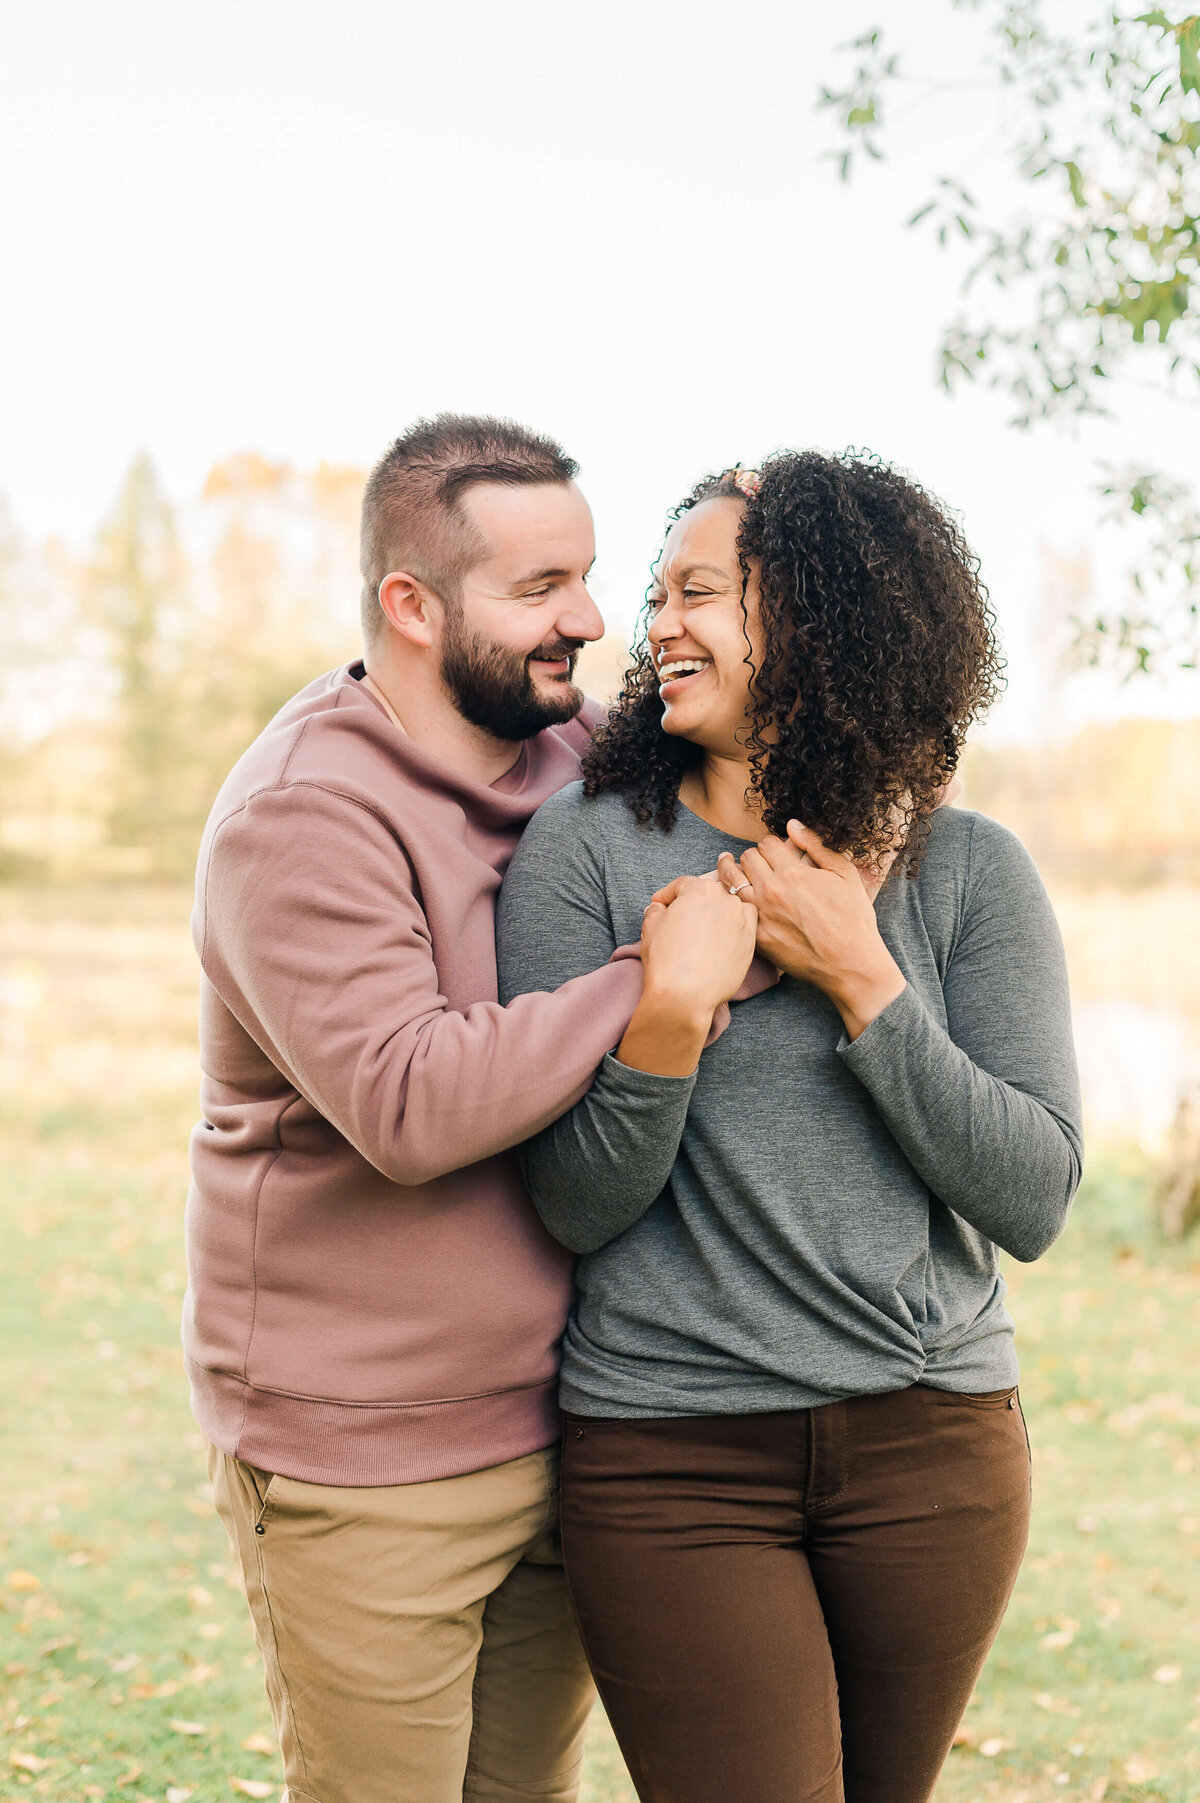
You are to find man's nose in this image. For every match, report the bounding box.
[556,584,606,644]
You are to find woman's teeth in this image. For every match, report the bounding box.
[658,659,711,685]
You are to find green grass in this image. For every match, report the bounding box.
[0,886,1197,1803]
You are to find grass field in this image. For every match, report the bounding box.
[1,884,1198,1803]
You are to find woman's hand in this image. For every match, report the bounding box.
[617,876,759,1077]
[717,822,906,1042]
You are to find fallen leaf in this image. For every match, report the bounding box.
[114,1766,142,1786]
[241,1734,275,1755]
[1123,1754,1158,1782]
[951,1725,976,1748]
[1075,1514,1099,1533]
[168,1718,207,1736]
[187,1585,213,1609]
[1153,1662,1182,1683]
[1088,1781,1108,1802]
[6,1572,41,1593]
[1039,1629,1075,1652]
[10,1752,48,1773]
[166,1789,194,1803]
[65,1550,91,1567]
[197,1621,225,1639]
[230,1781,275,1798]
[979,1736,1007,1757]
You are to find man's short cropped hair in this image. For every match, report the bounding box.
[359,414,579,642]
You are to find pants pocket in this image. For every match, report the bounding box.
[927,1383,1020,1410]
[240,1461,278,1528]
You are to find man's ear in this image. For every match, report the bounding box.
[377,571,440,648]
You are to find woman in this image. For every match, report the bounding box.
[495,452,1083,1803]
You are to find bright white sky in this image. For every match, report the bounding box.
[4,0,1199,737]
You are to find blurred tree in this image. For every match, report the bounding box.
[84,454,189,867]
[193,456,360,796]
[0,455,363,879]
[963,714,1200,879]
[821,4,1200,672]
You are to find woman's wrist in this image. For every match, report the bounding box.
[616,985,712,1077]
[828,955,907,1043]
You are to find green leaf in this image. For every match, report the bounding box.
[1064,160,1086,206]
[1178,16,1200,93]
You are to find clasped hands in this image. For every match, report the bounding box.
[642,821,907,1046]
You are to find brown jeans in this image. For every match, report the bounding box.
[561,1384,1031,1803]
[209,1442,594,1803]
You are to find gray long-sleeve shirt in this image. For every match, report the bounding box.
[497,786,1083,1417]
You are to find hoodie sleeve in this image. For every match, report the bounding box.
[195,780,643,1188]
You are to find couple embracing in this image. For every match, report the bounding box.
[186,415,1082,1803]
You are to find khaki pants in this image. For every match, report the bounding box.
[209,1442,594,1803]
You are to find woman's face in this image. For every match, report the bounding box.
[647,496,763,757]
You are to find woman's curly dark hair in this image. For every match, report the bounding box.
[582,449,1004,872]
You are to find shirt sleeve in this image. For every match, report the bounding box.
[837,814,1084,1261]
[496,789,697,1253]
[196,780,644,1189]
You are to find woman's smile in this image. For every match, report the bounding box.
[657,656,713,695]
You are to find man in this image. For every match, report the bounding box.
[187,417,701,1803]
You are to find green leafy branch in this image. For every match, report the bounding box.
[820,4,1200,671]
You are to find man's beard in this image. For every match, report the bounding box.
[440,613,585,741]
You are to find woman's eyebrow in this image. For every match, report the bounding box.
[658,562,730,584]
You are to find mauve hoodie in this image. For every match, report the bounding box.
[184,662,643,1486]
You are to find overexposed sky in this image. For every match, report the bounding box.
[4,0,1198,736]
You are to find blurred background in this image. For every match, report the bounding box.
[2,3,1198,1800]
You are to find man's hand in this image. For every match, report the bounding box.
[617,876,759,1076]
[716,822,906,1042]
